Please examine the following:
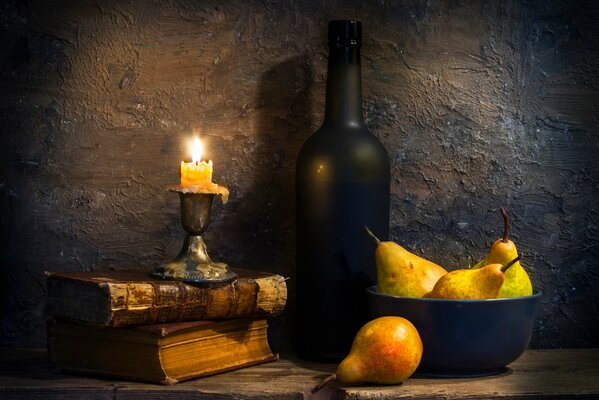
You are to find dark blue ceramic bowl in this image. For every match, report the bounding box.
[366,286,541,377]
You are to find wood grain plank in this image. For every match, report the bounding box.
[1,349,598,399]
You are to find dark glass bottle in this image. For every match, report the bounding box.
[295,20,390,361]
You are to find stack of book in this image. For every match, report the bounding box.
[45,268,287,384]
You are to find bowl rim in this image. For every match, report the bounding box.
[366,286,542,303]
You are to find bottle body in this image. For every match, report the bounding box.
[296,128,389,361]
[295,20,390,361]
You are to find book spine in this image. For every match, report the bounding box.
[53,275,287,327]
[47,319,278,385]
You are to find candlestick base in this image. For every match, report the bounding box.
[151,235,236,284]
[151,190,236,284]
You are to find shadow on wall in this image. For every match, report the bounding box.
[0,0,79,345]
[245,56,314,352]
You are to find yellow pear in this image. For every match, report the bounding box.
[426,256,521,299]
[336,316,423,385]
[365,227,447,298]
[472,208,532,297]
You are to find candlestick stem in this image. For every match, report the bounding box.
[151,191,236,284]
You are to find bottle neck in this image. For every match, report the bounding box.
[323,44,364,128]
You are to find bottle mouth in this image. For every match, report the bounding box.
[328,20,361,47]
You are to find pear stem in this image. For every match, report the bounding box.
[364,226,381,245]
[312,373,336,393]
[500,207,510,243]
[501,255,521,273]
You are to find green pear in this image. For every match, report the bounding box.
[472,208,532,297]
[365,227,447,298]
[426,256,521,299]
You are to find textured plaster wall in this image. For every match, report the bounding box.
[1,0,598,350]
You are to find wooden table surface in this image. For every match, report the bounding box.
[1,348,598,399]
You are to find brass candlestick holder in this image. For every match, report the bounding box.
[151,185,236,284]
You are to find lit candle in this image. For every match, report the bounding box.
[180,138,213,186]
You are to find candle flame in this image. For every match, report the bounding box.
[191,138,202,163]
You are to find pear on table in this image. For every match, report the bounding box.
[336,316,423,385]
[471,207,533,297]
[365,226,447,298]
[425,256,521,299]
